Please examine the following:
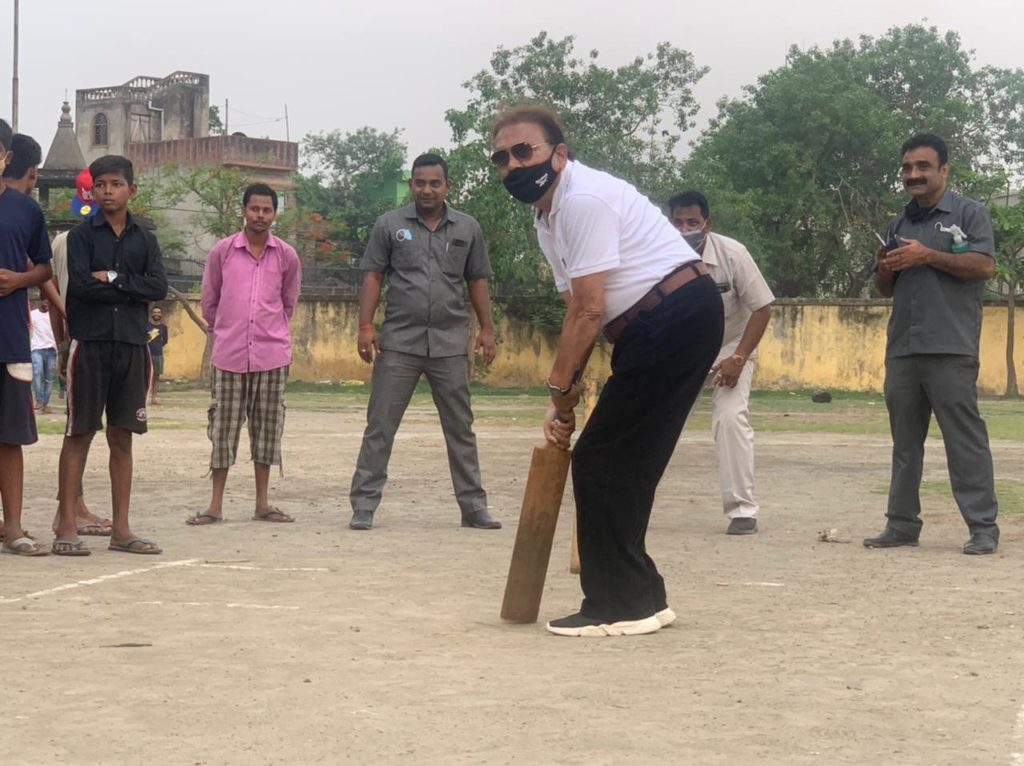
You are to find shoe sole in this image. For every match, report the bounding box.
[655,608,676,628]
[545,615,662,637]
[862,540,919,548]
[963,546,997,555]
[727,526,758,535]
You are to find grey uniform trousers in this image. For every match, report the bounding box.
[349,350,487,517]
[884,354,999,538]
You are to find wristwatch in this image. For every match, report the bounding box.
[730,353,746,367]
[106,270,118,283]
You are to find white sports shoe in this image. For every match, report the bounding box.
[654,607,677,627]
[545,612,662,637]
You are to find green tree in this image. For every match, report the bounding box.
[990,192,1024,397]
[685,25,1024,298]
[162,163,254,245]
[208,105,224,136]
[444,32,707,325]
[295,127,407,254]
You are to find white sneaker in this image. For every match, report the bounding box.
[545,612,662,637]
[654,607,677,627]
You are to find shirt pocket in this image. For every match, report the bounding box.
[441,241,470,278]
[717,281,739,317]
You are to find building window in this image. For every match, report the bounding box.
[93,113,108,146]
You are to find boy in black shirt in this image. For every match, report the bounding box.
[53,155,167,555]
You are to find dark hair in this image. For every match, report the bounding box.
[491,104,568,148]
[411,152,449,180]
[2,133,42,179]
[0,118,11,153]
[667,191,710,219]
[901,133,948,166]
[89,154,134,185]
[242,182,278,211]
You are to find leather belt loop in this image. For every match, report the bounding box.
[602,261,708,344]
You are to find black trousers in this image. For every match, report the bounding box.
[573,275,724,621]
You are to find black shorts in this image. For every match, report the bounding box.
[151,353,164,379]
[0,363,38,445]
[66,340,152,436]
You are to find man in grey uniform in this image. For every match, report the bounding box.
[864,133,999,555]
[349,153,499,531]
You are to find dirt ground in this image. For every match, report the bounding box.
[2,391,1024,766]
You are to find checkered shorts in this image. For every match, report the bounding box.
[207,365,288,470]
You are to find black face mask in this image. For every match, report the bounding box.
[903,198,936,224]
[503,153,559,204]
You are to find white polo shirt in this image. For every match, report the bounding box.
[701,232,775,363]
[534,161,698,326]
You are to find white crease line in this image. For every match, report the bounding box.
[0,559,200,604]
[1011,702,1024,765]
[715,581,785,588]
[196,564,329,572]
[139,600,300,611]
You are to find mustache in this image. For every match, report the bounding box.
[904,179,927,187]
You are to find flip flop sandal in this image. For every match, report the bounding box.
[185,513,224,526]
[108,537,162,555]
[252,508,294,523]
[52,539,92,556]
[2,536,49,556]
[77,522,112,536]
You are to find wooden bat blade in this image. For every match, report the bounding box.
[501,444,572,623]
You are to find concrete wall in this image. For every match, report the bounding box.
[158,298,1023,395]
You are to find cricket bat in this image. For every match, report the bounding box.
[500,443,573,623]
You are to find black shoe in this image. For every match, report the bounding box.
[862,528,919,548]
[963,533,998,555]
[349,510,374,530]
[726,518,757,535]
[461,509,501,529]
[545,611,662,637]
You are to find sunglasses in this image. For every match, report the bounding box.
[490,141,551,168]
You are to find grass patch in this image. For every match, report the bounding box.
[921,479,1024,515]
[36,418,198,435]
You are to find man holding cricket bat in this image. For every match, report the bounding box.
[492,105,724,636]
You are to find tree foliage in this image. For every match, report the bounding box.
[161,163,255,245]
[444,32,708,325]
[684,24,1024,298]
[295,127,407,255]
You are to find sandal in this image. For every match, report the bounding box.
[252,508,294,523]
[52,539,92,556]
[185,512,223,526]
[2,536,49,557]
[108,537,162,555]
[77,519,112,536]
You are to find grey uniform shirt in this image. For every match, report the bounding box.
[885,189,994,358]
[361,203,492,358]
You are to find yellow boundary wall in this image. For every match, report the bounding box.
[161,298,1022,395]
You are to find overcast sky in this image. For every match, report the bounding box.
[2,0,1020,167]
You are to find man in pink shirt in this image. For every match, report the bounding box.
[187,183,301,526]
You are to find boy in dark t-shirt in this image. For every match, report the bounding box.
[0,119,53,556]
[52,154,167,556]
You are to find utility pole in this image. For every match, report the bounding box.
[12,0,19,130]
[284,103,289,142]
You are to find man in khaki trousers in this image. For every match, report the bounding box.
[669,191,774,535]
